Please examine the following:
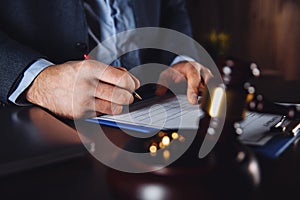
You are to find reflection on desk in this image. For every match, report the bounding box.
[0,106,90,177]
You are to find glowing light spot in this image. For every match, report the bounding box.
[149,145,157,153]
[138,185,167,200]
[246,93,254,103]
[178,135,185,142]
[292,123,300,136]
[236,151,246,162]
[222,66,232,75]
[171,132,179,139]
[162,136,170,146]
[256,95,263,101]
[248,160,261,185]
[250,63,257,70]
[250,101,256,109]
[158,131,165,137]
[209,87,225,118]
[159,142,164,149]
[207,127,215,135]
[248,86,255,94]
[234,122,241,129]
[244,82,251,89]
[250,63,260,77]
[253,68,260,77]
[163,150,170,160]
[235,128,243,135]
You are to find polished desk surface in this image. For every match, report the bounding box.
[0,80,299,200]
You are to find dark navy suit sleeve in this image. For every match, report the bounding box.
[157,0,194,65]
[0,0,88,104]
[0,30,43,104]
[132,0,194,66]
[161,0,193,37]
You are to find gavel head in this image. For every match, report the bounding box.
[201,56,260,123]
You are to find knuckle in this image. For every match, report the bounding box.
[78,59,92,69]
[113,89,132,105]
[120,75,135,91]
[95,83,106,97]
[186,63,195,71]
[117,94,127,104]
[111,104,123,115]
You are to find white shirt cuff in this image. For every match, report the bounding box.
[8,58,54,105]
[170,55,195,66]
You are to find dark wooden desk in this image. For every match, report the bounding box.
[0,80,299,200]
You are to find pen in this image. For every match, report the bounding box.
[84,54,143,100]
[132,91,142,100]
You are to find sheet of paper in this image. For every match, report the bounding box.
[238,112,282,146]
[97,95,204,130]
[89,95,283,146]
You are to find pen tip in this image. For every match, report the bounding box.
[134,92,142,100]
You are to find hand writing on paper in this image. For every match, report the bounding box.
[26,60,140,119]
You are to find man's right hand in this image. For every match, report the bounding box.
[26,60,140,119]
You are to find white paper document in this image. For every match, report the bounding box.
[88,95,282,146]
[96,95,204,130]
[238,112,282,145]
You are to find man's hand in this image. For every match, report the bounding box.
[156,61,213,104]
[26,60,140,119]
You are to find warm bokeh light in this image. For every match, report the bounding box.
[209,87,225,117]
[159,142,164,149]
[149,145,157,153]
[162,136,170,146]
[171,132,179,139]
[158,131,165,137]
[163,150,170,160]
[178,135,185,142]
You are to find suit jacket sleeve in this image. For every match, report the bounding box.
[0,30,43,104]
[0,0,88,105]
[160,0,195,65]
[161,0,193,37]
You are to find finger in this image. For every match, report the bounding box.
[186,62,212,82]
[114,66,141,90]
[155,70,172,96]
[187,62,214,96]
[93,63,138,92]
[95,82,134,105]
[185,67,201,104]
[128,72,140,90]
[113,66,128,72]
[200,66,214,83]
[94,98,123,115]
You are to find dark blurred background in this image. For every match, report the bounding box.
[185,0,300,81]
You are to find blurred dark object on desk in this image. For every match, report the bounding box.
[250,76,300,104]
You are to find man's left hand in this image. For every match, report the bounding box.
[156,61,213,104]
